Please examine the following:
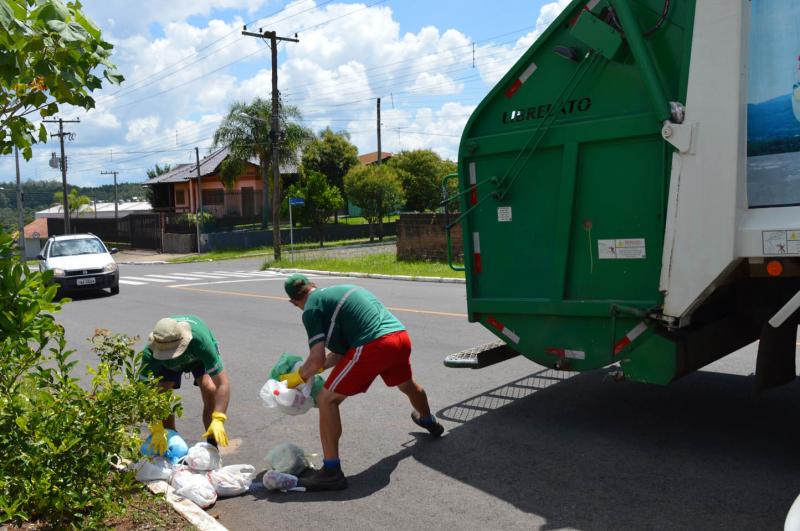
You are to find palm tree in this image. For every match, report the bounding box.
[53,188,91,216]
[213,98,311,258]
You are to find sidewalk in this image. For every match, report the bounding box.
[114,249,194,264]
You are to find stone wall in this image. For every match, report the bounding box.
[397,213,462,262]
[163,233,196,253]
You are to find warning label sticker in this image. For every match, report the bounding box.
[497,206,512,222]
[598,238,646,260]
[763,230,800,255]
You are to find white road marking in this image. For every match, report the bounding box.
[145,274,209,281]
[118,279,146,285]
[122,276,172,283]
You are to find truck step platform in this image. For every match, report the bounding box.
[444,341,520,369]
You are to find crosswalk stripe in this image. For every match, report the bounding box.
[187,272,231,278]
[145,274,210,281]
[122,276,172,283]
[118,279,146,285]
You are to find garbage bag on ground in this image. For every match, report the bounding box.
[133,455,173,482]
[209,464,257,497]
[184,442,221,471]
[140,429,189,464]
[264,442,310,475]
[171,467,217,508]
[269,354,325,402]
[262,470,303,492]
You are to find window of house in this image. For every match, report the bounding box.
[175,189,186,205]
[202,189,225,206]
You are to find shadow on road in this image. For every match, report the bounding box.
[418,367,800,530]
[247,367,800,529]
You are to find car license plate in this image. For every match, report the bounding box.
[76,277,96,286]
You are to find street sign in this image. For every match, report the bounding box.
[289,197,305,206]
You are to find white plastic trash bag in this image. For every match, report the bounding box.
[259,378,313,416]
[184,442,221,471]
[262,470,303,492]
[171,467,218,508]
[209,464,257,497]
[265,442,310,475]
[134,456,173,482]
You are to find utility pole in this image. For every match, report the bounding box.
[44,118,79,234]
[100,170,119,222]
[195,147,203,254]
[242,26,299,261]
[377,97,382,165]
[15,147,25,259]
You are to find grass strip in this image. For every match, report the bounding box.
[264,251,465,279]
[168,236,396,263]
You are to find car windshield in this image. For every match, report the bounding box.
[50,238,106,257]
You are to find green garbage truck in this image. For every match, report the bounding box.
[444,0,800,390]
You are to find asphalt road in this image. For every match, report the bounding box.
[54,258,800,531]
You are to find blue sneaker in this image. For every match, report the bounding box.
[411,411,444,437]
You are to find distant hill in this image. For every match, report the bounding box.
[747,93,800,156]
[0,181,150,232]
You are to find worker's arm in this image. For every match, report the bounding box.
[210,368,230,413]
[324,350,342,369]
[299,341,326,382]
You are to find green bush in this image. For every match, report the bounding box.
[0,229,180,528]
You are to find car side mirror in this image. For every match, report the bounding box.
[110,248,119,254]
[36,253,45,260]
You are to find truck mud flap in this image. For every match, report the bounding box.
[755,319,798,393]
[444,341,520,369]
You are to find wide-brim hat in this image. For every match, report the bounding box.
[148,318,192,360]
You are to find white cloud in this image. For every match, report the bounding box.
[476,0,570,86]
[3,0,574,186]
[125,116,161,142]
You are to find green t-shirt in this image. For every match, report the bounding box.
[302,285,405,354]
[141,315,224,376]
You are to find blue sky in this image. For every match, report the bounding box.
[1,0,569,188]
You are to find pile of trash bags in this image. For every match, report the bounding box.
[259,353,325,416]
[133,432,256,509]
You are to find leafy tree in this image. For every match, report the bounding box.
[344,164,405,241]
[301,127,359,195]
[0,0,123,160]
[284,170,344,246]
[213,98,312,259]
[53,187,90,215]
[0,229,178,526]
[145,163,172,179]
[388,149,457,212]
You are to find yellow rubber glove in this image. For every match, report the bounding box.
[201,412,228,447]
[278,370,305,389]
[147,421,168,455]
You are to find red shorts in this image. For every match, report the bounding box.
[325,330,412,396]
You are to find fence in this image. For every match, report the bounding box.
[47,213,162,250]
[201,221,397,252]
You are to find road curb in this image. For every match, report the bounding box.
[118,260,171,265]
[145,479,228,531]
[271,267,466,284]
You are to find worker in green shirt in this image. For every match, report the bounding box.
[142,315,231,454]
[280,274,444,491]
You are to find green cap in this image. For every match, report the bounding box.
[284,273,310,299]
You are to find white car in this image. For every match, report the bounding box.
[38,233,120,295]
